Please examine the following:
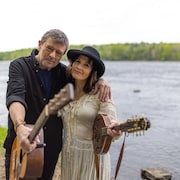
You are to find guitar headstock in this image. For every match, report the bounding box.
[47,83,74,115]
[115,116,151,134]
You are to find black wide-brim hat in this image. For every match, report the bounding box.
[67,46,105,78]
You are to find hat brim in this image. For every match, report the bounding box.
[67,49,105,77]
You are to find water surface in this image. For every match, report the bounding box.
[0,61,180,179]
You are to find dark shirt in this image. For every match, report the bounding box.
[38,69,52,98]
[4,49,67,151]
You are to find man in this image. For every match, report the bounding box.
[3,29,110,180]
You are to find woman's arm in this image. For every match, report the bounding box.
[99,98,122,138]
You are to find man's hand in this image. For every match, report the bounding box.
[16,125,40,153]
[93,78,111,102]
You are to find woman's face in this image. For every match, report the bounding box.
[71,55,93,81]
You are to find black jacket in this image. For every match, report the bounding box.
[4,49,67,152]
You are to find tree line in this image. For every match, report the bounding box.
[0,42,180,61]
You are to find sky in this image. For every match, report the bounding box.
[0,0,180,51]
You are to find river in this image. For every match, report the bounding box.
[0,60,180,180]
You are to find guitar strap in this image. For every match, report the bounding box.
[114,132,126,179]
[94,133,126,180]
[94,153,99,179]
[94,113,110,179]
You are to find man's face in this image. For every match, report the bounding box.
[37,37,67,70]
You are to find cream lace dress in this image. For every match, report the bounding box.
[59,92,118,180]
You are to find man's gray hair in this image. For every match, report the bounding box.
[41,29,69,53]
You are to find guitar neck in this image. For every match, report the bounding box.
[101,120,142,136]
[28,83,74,143]
[113,122,132,132]
[28,105,49,143]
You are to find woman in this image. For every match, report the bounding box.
[59,46,122,180]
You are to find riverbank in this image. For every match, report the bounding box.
[0,126,61,180]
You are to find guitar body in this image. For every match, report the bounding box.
[93,114,113,154]
[10,125,44,180]
[93,114,151,155]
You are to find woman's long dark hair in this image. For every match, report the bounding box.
[66,59,98,93]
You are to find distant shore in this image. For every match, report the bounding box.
[1,42,180,61]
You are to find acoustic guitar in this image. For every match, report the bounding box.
[9,83,74,180]
[93,114,151,154]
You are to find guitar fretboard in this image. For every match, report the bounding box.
[29,105,49,143]
[28,83,74,143]
[101,117,150,136]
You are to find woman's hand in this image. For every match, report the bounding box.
[93,78,111,102]
[107,121,123,137]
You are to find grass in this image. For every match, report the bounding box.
[0,126,7,179]
[0,126,7,151]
